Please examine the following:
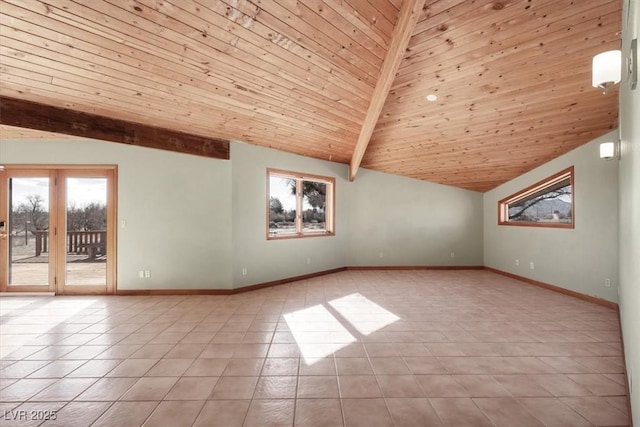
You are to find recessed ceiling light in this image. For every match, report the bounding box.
[426,94,438,102]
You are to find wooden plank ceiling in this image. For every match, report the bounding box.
[0,0,621,192]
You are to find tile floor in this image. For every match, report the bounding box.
[0,270,630,426]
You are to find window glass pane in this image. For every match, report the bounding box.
[302,180,326,232]
[65,177,108,286]
[269,176,297,236]
[8,177,50,286]
[508,183,572,223]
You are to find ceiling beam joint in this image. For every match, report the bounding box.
[348,0,427,181]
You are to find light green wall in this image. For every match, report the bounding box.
[230,141,349,288]
[483,131,619,303]
[0,139,234,289]
[347,168,483,266]
[619,0,640,421]
[0,138,485,290]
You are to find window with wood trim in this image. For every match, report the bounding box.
[498,167,574,228]
[267,169,335,239]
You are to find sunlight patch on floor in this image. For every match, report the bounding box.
[328,293,400,335]
[283,304,356,364]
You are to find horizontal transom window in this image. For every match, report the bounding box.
[498,166,574,228]
[267,169,335,239]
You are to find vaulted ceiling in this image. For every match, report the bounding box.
[0,0,620,192]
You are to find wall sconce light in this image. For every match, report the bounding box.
[592,39,637,93]
[592,50,622,93]
[599,141,618,160]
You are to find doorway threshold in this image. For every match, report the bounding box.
[0,292,55,297]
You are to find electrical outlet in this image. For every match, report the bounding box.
[307,258,311,265]
[144,270,151,278]
[450,252,455,258]
[529,262,535,270]
[515,259,519,266]
[242,267,247,276]
[138,270,144,279]
[604,278,611,288]
[379,252,384,258]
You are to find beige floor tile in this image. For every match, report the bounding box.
[297,376,339,398]
[0,361,51,379]
[65,359,121,378]
[370,357,411,375]
[294,398,343,427]
[338,375,382,398]
[164,376,218,400]
[0,271,631,426]
[561,396,629,426]
[210,376,258,399]
[223,358,264,376]
[262,358,299,376]
[75,377,137,401]
[91,401,158,427]
[452,375,511,397]
[336,358,373,375]
[163,343,207,358]
[518,397,591,426]
[386,397,443,426]
[567,373,627,396]
[416,374,470,397]
[429,397,494,426]
[183,358,229,376]
[377,375,424,397]
[0,378,57,401]
[254,376,297,399]
[143,400,205,427]
[105,358,158,377]
[493,375,554,397]
[299,358,336,376]
[144,358,193,377]
[130,344,174,359]
[39,401,112,427]
[193,400,250,427]
[28,377,96,401]
[26,360,85,378]
[244,399,295,427]
[342,398,393,427]
[473,397,544,427]
[120,376,178,401]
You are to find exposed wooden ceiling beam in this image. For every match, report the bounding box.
[0,96,230,160]
[348,0,427,181]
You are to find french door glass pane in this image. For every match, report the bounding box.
[8,177,50,286]
[65,177,107,286]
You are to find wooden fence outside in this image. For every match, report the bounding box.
[35,230,107,257]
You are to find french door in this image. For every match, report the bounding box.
[0,166,116,294]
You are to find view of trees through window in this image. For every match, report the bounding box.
[12,195,107,235]
[499,167,574,227]
[508,182,572,223]
[268,170,333,238]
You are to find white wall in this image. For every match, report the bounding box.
[619,0,640,421]
[0,139,234,289]
[483,131,619,302]
[347,168,484,266]
[230,141,349,288]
